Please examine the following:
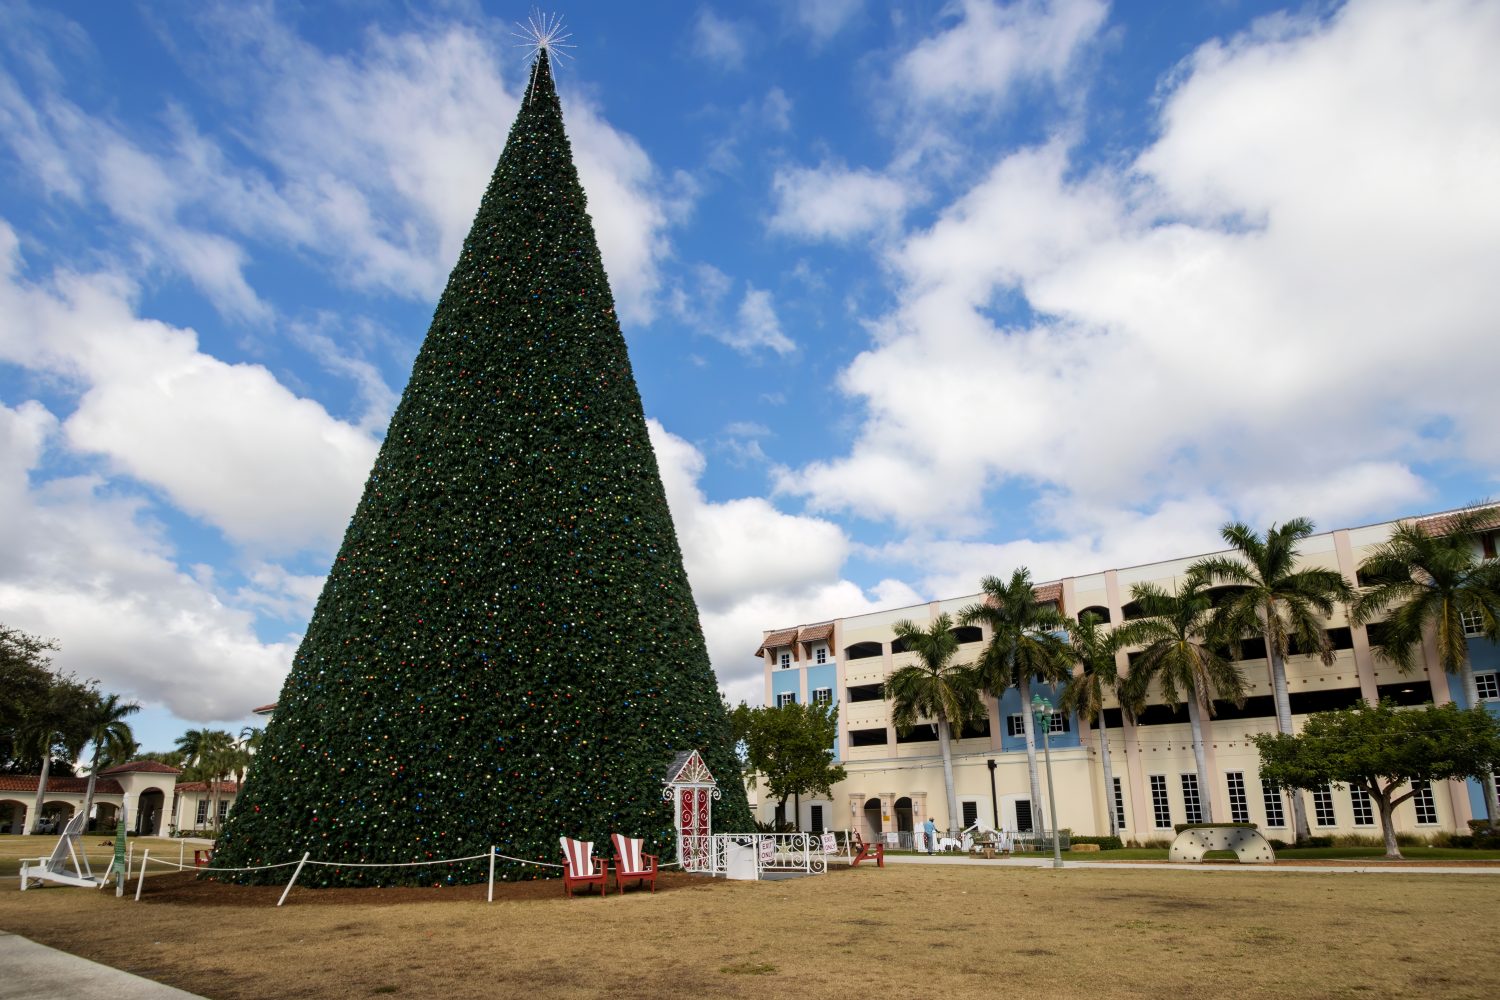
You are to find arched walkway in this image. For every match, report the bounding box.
[894,796,914,849]
[93,802,120,832]
[39,800,75,834]
[861,797,883,844]
[0,798,27,835]
[135,788,166,836]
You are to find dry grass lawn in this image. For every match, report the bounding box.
[2,860,1497,1000]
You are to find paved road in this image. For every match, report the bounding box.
[882,852,1500,874]
[0,931,208,1000]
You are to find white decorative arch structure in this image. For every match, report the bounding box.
[662,750,719,872]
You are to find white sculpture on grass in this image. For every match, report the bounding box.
[19,812,105,890]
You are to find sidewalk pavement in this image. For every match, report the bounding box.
[882,852,1500,874]
[0,931,209,1000]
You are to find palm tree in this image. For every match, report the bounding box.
[78,693,140,830]
[1192,519,1354,841]
[1352,506,1500,829]
[886,614,984,839]
[175,728,237,832]
[1116,576,1248,824]
[1058,612,1136,837]
[959,569,1070,840]
[19,677,91,835]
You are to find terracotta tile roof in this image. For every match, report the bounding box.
[1033,582,1063,605]
[252,702,277,715]
[798,623,834,644]
[1416,505,1500,537]
[174,781,240,794]
[754,627,800,658]
[0,775,123,794]
[99,760,182,776]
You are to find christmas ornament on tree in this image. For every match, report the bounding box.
[213,37,751,886]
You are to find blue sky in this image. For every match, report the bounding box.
[2,0,1497,755]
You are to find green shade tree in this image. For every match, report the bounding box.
[1117,577,1248,824]
[78,693,139,831]
[885,614,984,836]
[959,570,1070,840]
[730,701,845,831]
[1253,700,1500,858]
[1192,518,1355,840]
[1058,611,1134,837]
[1,626,60,774]
[1351,507,1500,829]
[214,48,748,885]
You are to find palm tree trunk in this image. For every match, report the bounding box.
[26,753,52,836]
[81,746,101,833]
[936,717,959,837]
[1185,695,1215,824]
[1460,654,1500,830]
[1266,639,1310,840]
[1017,673,1046,840]
[1097,721,1118,837]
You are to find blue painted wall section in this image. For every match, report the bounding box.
[1450,637,1500,819]
[806,663,840,761]
[997,682,1079,752]
[771,667,800,705]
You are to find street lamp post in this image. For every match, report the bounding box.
[1031,693,1065,869]
[986,758,999,829]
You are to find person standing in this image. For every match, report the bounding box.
[923,816,938,855]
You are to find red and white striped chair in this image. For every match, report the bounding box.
[610,833,658,895]
[559,837,608,897]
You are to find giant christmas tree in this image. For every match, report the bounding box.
[213,48,752,886]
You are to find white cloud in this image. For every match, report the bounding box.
[769,163,915,242]
[648,419,917,702]
[788,0,865,45]
[0,13,680,326]
[0,399,294,720]
[896,0,1108,113]
[691,9,750,70]
[0,227,377,553]
[779,0,1500,538]
[731,286,796,355]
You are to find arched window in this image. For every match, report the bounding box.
[1077,605,1111,624]
[950,625,983,644]
[844,641,883,660]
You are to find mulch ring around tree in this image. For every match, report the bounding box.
[136,868,755,907]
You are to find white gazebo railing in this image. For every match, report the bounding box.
[705,832,830,879]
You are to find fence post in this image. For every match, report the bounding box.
[179,839,185,870]
[126,842,134,881]
[277,852,311,907]
[487,847,496,903]
[134,850,150,901]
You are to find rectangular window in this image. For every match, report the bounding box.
[847,683,884,702]
[1262,784,1286,828]
[218,799,230,821]
[776,692,796,707]
[1014,799,1033,833]
[961,801,979,829]
[1350,786,1375,826]
[1461,608,1485,637]
[1412,780,1438,825]
[1476,672,1499,701]
[1226,772,1250,824]
[778,651,791,669]
[196,800,208,825]
[1150,775,1172,829]
[1007,713,1068,737]
[849,727,888,746]
[815,647,828,664]
[1112,776,1126,831]
[1312,785,1336,827]
[812,687,832,706]
[810,805,824,833]
[1180,774,1203,825]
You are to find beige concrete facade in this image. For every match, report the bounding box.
[757,509,1499,843]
